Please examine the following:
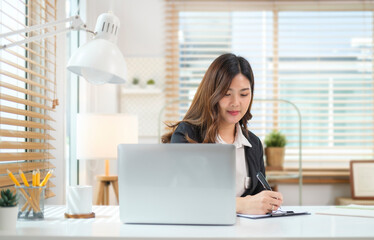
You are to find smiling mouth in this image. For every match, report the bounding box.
[228,111,239,116]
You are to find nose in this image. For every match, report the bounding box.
[230,95,239,107]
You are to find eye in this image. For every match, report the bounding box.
[241,94,249,97]
[225,93,230,97]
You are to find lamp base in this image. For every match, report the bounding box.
[64,212,95,219]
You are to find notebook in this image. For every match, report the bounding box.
[117,144,236,225]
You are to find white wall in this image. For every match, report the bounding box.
[280,184,350,206]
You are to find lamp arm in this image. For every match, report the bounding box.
[0,15,93,50]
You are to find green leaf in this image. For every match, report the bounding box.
[0,198,4,206]
[8,200,16,206]
[1,190,6,200]
[264,130,287,147]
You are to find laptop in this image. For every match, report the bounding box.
[118,144,236,225]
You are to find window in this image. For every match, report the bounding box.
[165,1,374,169]
[0,0,57,197]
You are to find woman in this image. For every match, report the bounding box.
[162,53,283,215]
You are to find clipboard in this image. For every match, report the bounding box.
[238,210,310,219]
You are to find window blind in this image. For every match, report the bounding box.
[0,0,57,198]
[164,0,374,169]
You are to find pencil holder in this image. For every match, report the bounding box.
[16,186,46,220]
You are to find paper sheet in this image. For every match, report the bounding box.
[315,204,374,218]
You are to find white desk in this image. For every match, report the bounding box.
[1,205,374,239]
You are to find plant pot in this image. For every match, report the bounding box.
[0,206,18,231]
[265,147,285,170]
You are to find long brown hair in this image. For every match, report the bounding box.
[162,53,254,143]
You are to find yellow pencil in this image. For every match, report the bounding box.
[32,170,36,187]
[19,170,33,211]
[40,169,53,187]
[19,169,30,210]
[36,169,40,186]
[7,169,39,212]
[19,170,30,187]
[7,169,20,186]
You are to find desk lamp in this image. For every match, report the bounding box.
[0,12,127,85]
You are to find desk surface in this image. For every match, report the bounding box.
[1,205,374,240]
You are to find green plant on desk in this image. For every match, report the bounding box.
[0,189,18,207]
[0,188,18,230]
[264,130,287,147]
[264,130,287,170]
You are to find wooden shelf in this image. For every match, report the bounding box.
[122,88,162,95]
[267,169,350,184]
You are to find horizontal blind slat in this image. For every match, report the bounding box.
[3,37,56,65]
[0,105,55,121]
[0,58,55,85]
[0,70,54,93]
[0,94,54,111]
[4,48,55,75]
[0,81,53,102]
[0,161,56,176]
[0,142,55,150]
[0,152,55,162]
[1,117,55,130]
[0,129,55,140]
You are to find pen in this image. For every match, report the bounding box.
[256,172,272,191]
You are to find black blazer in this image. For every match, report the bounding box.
[170,122,266,197]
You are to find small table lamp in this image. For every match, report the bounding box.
[76,114,138,205]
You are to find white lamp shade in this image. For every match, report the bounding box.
[67,38,127,84]
[76,114,138,160]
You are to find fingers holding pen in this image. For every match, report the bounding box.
[270,190,283,204]
[262,190,283,211]
[236,191,282,214]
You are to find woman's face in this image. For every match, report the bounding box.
[218,73,251,128]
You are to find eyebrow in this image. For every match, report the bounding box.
[227,88,250,92]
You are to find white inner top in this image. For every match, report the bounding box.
[216,123,252,196]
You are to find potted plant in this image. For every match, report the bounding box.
[0,189,18,230]
[132,77,140,88]
[264,130,287,170]
[146,79,156,89]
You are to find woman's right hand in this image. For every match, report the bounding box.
[236,190,283,215]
